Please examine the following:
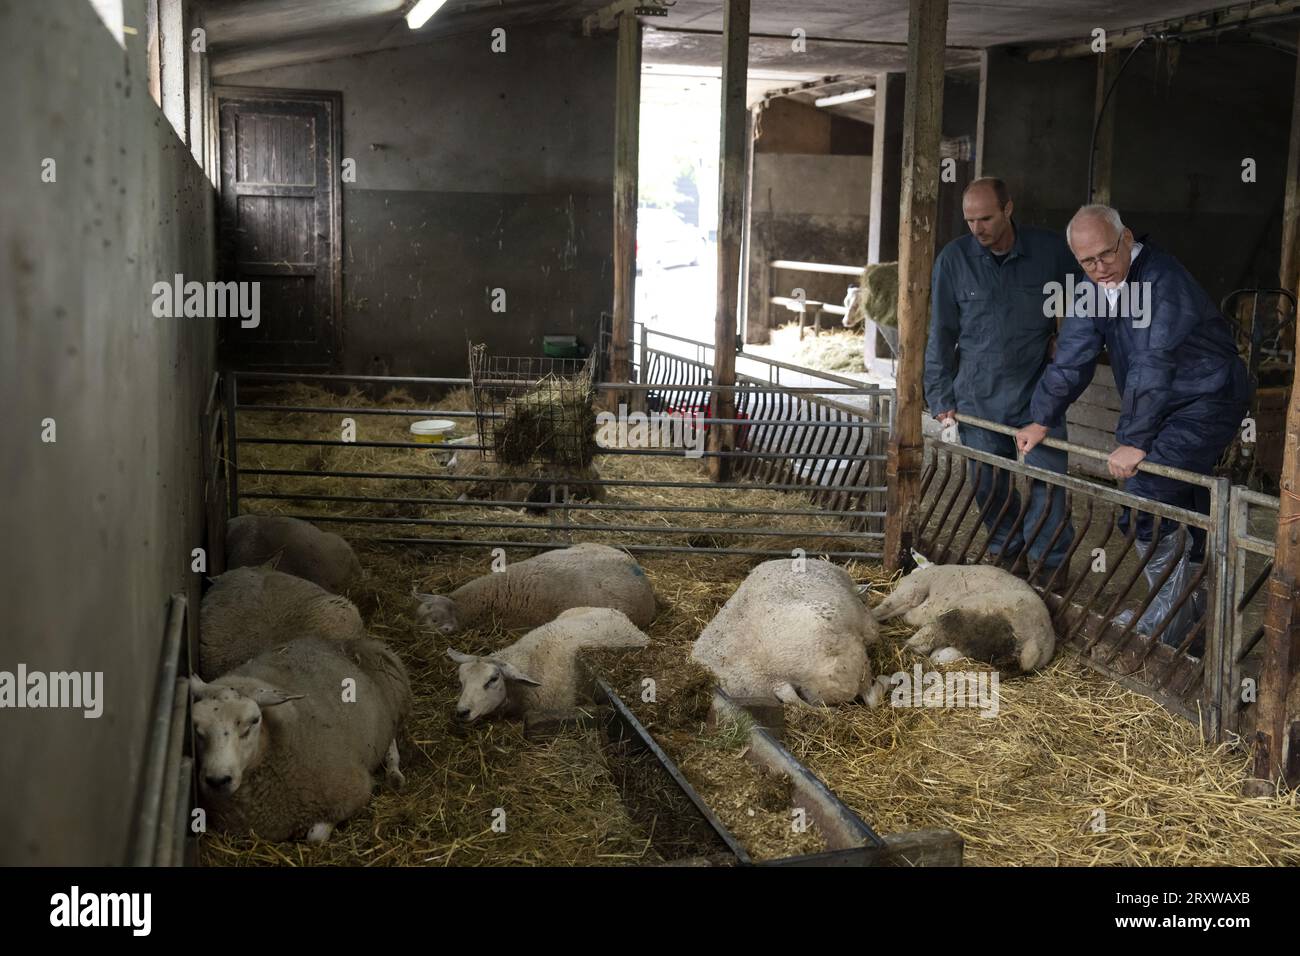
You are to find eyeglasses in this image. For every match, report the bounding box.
[1077,234,1124,272]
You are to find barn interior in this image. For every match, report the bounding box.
[4,0,1300,868]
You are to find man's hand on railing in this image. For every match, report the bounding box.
[1108,444,1147,480]
[1015,423,1049,455]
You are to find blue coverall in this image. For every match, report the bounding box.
[1029,240,1250,561]
[925,223,1080,567]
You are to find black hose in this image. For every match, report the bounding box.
[1085,35,1155,204]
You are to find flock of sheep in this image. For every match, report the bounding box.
[193,515,1056,844]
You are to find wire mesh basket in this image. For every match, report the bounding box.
[468,343,600,467]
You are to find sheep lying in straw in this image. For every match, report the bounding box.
[199,565,364,680]
[226,514,362,595]
[691,559,883,707]
[414,543,656,633]
[191,634,411,843]
[447,606,649,721]
[871,564,1056,673]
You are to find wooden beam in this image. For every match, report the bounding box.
[883,0,948,573]
[708,0,749,482]
[1024,0,1300,61]
[1282,27,1300,295]
[610,12,641,391]
[1254,27,1300,789]
[1090,49,1120,205]
[868,72,905,264]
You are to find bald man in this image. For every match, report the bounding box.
[1017,204,1250,652]
[925,177,1080,571]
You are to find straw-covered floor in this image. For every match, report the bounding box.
[202,382,1300,866]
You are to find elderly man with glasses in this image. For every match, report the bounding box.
[1016,204,1250,653]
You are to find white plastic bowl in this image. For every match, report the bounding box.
[409,419,456,444]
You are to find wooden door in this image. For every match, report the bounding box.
[216,87,342,368]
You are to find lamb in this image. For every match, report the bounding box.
[870,564,1056,673]
[447,606,649,720]
[199,565,365,680]
[690,559,883,707]
[415,543,656,634]
[190,634,411,843]
[226,514,362,594]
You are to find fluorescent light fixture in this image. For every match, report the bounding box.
[406,0,448,29]
[814,88,876,108]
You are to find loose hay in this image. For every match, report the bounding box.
[782,566,1300,866]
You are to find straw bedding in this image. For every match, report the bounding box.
[201,383,1300,866]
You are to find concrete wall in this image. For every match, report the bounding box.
[978,50,1095,231]
[980,43,1293,303]
[224,23,617,378]
[0,0,217,864]
[747,154,873,344]
[1109,42,1292,300]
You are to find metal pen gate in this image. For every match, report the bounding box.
[224,331,895,563]
[916,413,1277,742]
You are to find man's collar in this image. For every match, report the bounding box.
[964,217,1024,259]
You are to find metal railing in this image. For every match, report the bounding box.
[226,338,895,561]
[919,413,1244,738]
[1225,487,1279,740]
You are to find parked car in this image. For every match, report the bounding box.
[637,208,705,272]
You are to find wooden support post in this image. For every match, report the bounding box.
[1090,49,1119,205]
[1256,39,1300,787]
[709,0,749,482]
[868,72,905,265]
[883,0,948,574]
[610,12,641,393]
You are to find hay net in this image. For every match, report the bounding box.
[469,343,599,468]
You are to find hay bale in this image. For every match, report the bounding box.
[846,261,899,329]
[493,375,598,468]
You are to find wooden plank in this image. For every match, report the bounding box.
[1078,381,1122,411]
[709,0,750,481]
[1066,401,1121,433]
[884,0,949,573]
[1066,421,1115,452]
[879,829,964,867]
[1259,64,1300,774]
[610,13,640,393]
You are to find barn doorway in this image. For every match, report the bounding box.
[215,87,343,369]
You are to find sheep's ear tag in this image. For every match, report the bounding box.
[909,548,933,570]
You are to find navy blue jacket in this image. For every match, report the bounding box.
[925,223,1079,426]
[1029,241,1248,452]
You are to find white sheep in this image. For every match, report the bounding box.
[870,564,1056,673]
[190,634,411,843]
[415,543,656,633]
[226,514,362,595]
[199,565,365,680]
[447,606,649,721]
[690,559,883,707]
